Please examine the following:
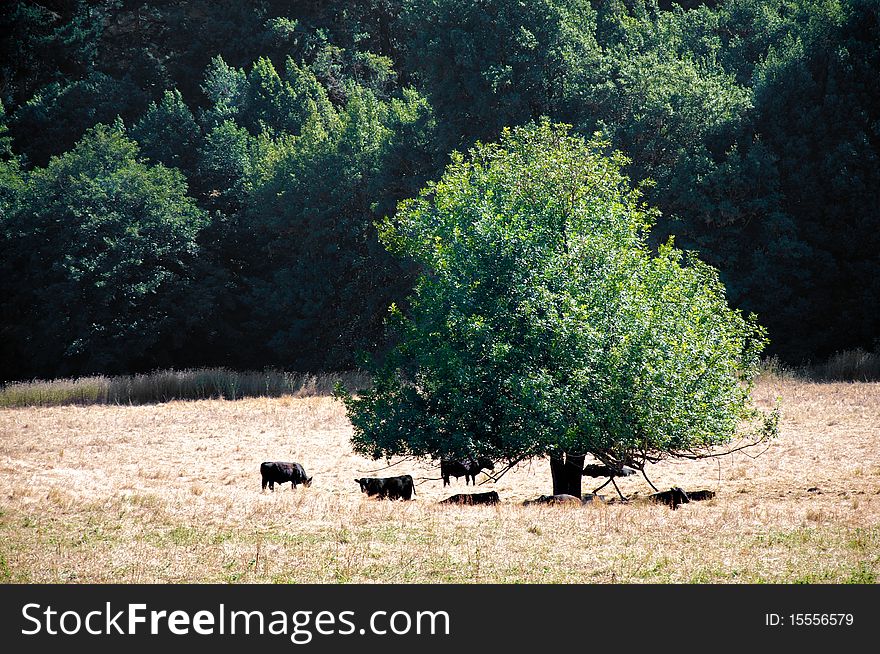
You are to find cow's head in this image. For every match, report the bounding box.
[354,478,367,493]
[304,476,313,487]
[477,457,495,471]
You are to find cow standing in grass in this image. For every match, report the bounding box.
[354,475,415,500]
[261,462,312,491]
[440,457,495,486]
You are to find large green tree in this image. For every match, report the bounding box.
[340,121,776,496]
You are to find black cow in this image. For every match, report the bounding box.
[685,489,716,502]
[260,461,312,491]
[440,491,500,505]
[582,464,637,478]
[354,475,415,500]
[440,457,495,486]
[649,486,690,509]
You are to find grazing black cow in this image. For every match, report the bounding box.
[522,494,583,506]
[685,489,716,502]
[261,461,312,491]
[354,475,415,500]
[582,464,637,478]
[440,491,500,506]
[440,457,495,486]
[649,486,690,509]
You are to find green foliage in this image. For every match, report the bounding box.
[130,89,201,175]
[0,100,12,157]
[0,0,102,107]
[200,55,249,129]
[745,0,880,358]
[242,84,437,369]
[182,49,439,372]
[400,0,600,146]
[0,101,22,212]
[201,55,337,137]
[198,119,256,213]
[0,122,209,377]
[243,57,312,135]
[560,0,880,361]
[341,121,775,469]
[10,71,147,165]
[0,101,24,372]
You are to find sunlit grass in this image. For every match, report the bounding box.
[1,376,878,583]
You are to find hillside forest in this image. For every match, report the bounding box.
[1,0,878,382]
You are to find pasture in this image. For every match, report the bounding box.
[0,376,878,583]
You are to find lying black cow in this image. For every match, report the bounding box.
[440,491,500,506]
[261,461,312,491]
[354,475,415,500]
[440,457,495,486]
[649,486,690,509]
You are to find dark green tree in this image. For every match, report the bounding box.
[243,84,436,370]
[0,101,24,376]
[0,100,13,160]
[400,0,599,148]
[0,0,102,107]
[0,121,209,379]
[130,88,201,176]
[198,119,256,215]
[10,71,147,165]
[745,0,880,359]
[339,121,776,495]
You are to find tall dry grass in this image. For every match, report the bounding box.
[0,369,370,408]
[760,349,880,383]
[809,349,880,382]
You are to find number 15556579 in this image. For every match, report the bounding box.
[765,613,854,626]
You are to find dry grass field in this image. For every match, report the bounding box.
[1,376,878,583]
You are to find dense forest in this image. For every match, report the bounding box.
[1,0,878,382]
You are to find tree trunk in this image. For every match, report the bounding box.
[550,452,566,495]
[550,452,584,497]
[565,453,584,497]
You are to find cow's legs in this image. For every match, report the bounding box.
[262,478,268,491]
